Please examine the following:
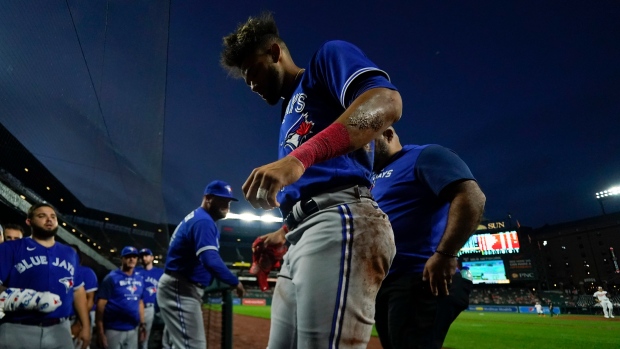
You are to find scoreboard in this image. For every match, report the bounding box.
[458,231,520,256]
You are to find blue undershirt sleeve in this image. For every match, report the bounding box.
[198,250,239,286]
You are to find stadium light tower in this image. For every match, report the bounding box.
[595,185,620,215]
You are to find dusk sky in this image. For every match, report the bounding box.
[1,1,619,229]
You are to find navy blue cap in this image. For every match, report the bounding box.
[204,180,238,201]
[121,246,139,257]
[139,248,153,256]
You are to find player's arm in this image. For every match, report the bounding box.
[95,298,108,348]
[424,179,485,296]
[73,286,91,349]
[85,290,96,312]
[138,300,147,342]
[243,87,402,209]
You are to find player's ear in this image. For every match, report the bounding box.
[269,43,281,63]
[383,127,395,142]
[25,218,31,227]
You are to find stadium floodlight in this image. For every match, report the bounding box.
[225,212,283,223]
[260,214,283,223]
[595,186,620,199]
[595,185,620,214]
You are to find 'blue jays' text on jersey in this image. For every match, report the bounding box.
[139,267,164,305]
[372,145,476,275]
[98,269,144,331]
[278,40,398,217]
[0,238,84,321]
[164,207,239,287]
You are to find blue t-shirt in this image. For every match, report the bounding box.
[98,269,144,331]
[72,265,99,314]
[278,40,398,217]
[372,144,475,275]
[164,207,239,287]
[0,238,83,321]
[139,267,164,305]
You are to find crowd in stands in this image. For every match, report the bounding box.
[470,287,539,305]
[468,286,617,308]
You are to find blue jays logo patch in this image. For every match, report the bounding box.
[126,285,138,294]
[147,286,157,296]
[284,113,314,151]
[59,277,74,293]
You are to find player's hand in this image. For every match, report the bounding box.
[422,252,458,296]
[139,323,147,343]
[242,156,305,210]
[97,332,108,349]
[71,321,82,338]
[234,282,245,298]
[261,228,287,247]
[77,325,91,349]
[0,288,62,313]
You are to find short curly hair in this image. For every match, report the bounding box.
[220,12,286,77]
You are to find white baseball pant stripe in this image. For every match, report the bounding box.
[157,273,206,349]
[267,192,395,349]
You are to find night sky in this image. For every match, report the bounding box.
[1,1,619,229]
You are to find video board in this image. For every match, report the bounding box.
[462,259,510,284]
[458,231,520,256]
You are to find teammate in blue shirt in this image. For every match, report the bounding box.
[221,12,402,348]
[0,202,91,349]
[372,127,486,349]
[137,248,164,349]
[96,246,146,349]
[158,180,245,349]
[69,244,99,348]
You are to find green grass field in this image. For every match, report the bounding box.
[225,305,620,349]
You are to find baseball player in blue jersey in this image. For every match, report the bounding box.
[0,202,91,349]
[3,224,25,241]
[96,246,146,349]
[372,127,486,349]
[158,180,245,349]
[69,244,99,349]
[221,12,402,348]
[137,248,164,349]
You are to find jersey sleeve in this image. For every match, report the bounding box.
[97,274,114,300]
[415,145,476,196]
[311,40,396,109]
[198,250,239,286]
[0,243,14,285]
[82,267,99,293]
[192,219,220,256]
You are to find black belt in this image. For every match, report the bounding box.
[283,185,373,230]
[284,199,319,230]
[6,317,67,327]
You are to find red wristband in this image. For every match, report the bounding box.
[288,123,351,169]
[282,224,289,234]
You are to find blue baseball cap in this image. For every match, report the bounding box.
[121,246,139,257]
[204,180,238,201]
[139,248,153,256]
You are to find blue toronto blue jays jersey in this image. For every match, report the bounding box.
[372,145,475,275]
[139,267,163,305]
[0,238,83,321]
[164,207,239,287]
[278,40,397,216]
[98,269,144,331]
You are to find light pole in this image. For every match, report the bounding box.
[595,186,620,215]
